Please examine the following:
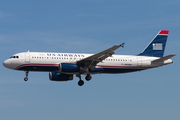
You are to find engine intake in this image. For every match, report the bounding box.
[49,72,73,81]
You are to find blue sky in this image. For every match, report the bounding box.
[0,0,180,120]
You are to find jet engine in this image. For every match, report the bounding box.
[49,72,73,81]
[59,63,83,73]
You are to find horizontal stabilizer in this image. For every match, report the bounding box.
[152,54,176,62]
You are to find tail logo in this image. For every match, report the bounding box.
[153,43,162,50]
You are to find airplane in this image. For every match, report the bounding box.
[3,30,176,86]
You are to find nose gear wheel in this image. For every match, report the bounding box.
[24,71,29,81]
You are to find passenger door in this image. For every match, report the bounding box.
[25,52,30,63]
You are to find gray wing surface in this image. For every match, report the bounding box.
[76,43,125,70]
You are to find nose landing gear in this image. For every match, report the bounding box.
[24,71,29,81]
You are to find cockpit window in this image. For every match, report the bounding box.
[10,56,19,59]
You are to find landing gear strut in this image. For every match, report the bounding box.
[24,71,29,81]
[77,74,84,86]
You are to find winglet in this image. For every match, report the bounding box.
[120,43,125,48]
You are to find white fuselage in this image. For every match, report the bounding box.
[3,52,173,74]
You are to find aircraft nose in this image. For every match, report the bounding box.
[3,59,17,70]
[3,59,11,69]
[3,60,8,68]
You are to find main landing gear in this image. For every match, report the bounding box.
[85,74,92,81]
[77,74,84,86]
[24,71,29,81]
[77,74,92,86]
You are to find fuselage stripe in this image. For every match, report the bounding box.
[15,63,59,70]
[15,63,155,70]
[96,65,155,69]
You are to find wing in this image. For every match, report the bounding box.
[76,43,125,70]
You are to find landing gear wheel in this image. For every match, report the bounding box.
[78,80,84,86]
[85,74,92,81]
[24,77,28,81]
[24,71,29,81]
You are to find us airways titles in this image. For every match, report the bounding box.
[47,53,85,58]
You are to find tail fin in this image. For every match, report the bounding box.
[138,30,169,57]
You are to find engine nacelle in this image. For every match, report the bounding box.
[59,63,82,73]
[49,72,73,81]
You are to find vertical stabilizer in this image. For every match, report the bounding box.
[138,30,169,57]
